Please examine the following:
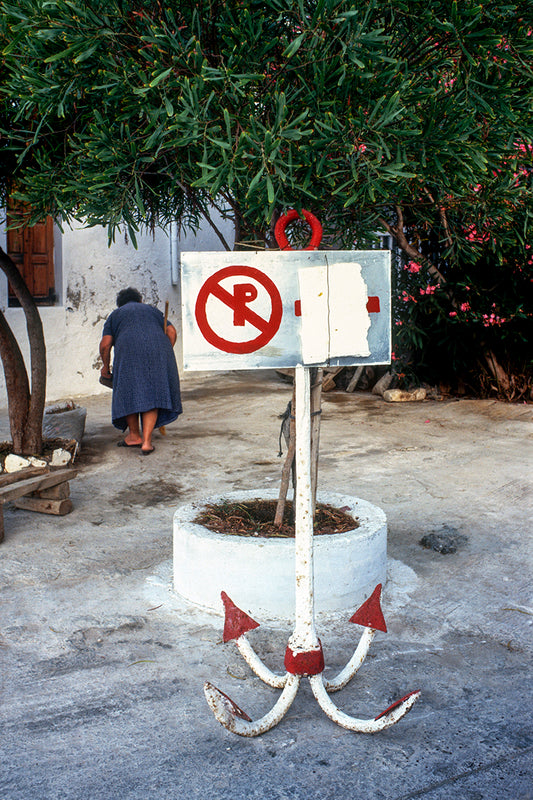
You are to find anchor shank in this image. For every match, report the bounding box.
[289,364,320,653]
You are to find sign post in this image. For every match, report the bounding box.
[183,210,420,735]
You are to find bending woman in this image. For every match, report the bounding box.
[99,287,182,454]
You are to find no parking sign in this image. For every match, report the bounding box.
[194,265,283,355]
[181,250,390,371]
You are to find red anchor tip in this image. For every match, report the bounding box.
[374,690,421,720]
[221,591,260,642]
[349,584,388,632]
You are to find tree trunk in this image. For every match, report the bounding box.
[0,309,30,453]
[484,350,511,395]
[0,247,46,454]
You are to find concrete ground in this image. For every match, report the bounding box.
[1,370,532,800]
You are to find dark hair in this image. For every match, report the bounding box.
[116,287,142,307]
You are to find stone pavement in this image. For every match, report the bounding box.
[1,370,532,800]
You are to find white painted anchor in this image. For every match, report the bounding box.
[204,364,420,736]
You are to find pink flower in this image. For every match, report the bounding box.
[420,284,439,296]
[401,291,417,303]
[460,302,471,312]
[405,260,422,273]
[481,313,506,327]
[464,225,489,243]
[449,311,457,317]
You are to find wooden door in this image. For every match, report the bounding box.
[7,204,55,304]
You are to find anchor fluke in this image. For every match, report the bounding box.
[204,682,252,721]
[204,676,301,737]
[309,676,421,732]
[221,591,260,642]
[349,584,387,632]
[374,690,421,721]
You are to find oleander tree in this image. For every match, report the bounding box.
[0,0,531,448]
[0,45,46,453]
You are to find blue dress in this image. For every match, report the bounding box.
[102,302,182,431]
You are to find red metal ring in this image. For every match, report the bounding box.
[274,209,323,251]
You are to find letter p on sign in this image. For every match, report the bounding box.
[233,283,258,326]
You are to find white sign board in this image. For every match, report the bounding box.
[181,250,390,371]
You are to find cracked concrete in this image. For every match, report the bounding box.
[0,370,532,799]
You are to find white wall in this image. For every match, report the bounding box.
[0,213,234,408]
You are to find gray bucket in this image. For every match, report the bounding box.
[42,403,87,443]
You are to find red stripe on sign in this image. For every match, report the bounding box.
[367,296,380,313]
[294,300,301,316]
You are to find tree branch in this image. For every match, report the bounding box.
[422,187,454,250]
[378,206,448,286]
[174,181,233,251]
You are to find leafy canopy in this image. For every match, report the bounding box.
[1,0,531,249]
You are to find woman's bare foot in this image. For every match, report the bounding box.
[123,434,143,446]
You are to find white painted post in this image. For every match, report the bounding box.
[287,363,320,653]
[170,220,180,286]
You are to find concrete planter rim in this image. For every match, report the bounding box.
[173,489,385,543]
[173,490,387,622]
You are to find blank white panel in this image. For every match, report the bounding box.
[328,262,370,358]
[298,266,329,365]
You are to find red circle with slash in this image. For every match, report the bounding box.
[195,266,283,354]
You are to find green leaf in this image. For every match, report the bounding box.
[266,174,274,204]
[149,68,173,88]
[283,32,305,59]
[245,167,264,197]
[43,45,82,64]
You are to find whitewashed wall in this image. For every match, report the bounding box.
[0,214,234,408]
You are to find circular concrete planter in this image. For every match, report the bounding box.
[173,490,387,621]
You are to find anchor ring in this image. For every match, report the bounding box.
[274,209,322,251]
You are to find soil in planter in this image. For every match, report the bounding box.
[194,499,359,538]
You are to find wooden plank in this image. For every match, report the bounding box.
[346,365,364,393]
[275,369,295,382]
[322,367,344,392]
[36,482,70,500]
[0,468,77,503]
[13,497,73,516]
[0,466,49,488]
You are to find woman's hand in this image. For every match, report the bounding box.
[99,334,114,376]
[166,323,177,347]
